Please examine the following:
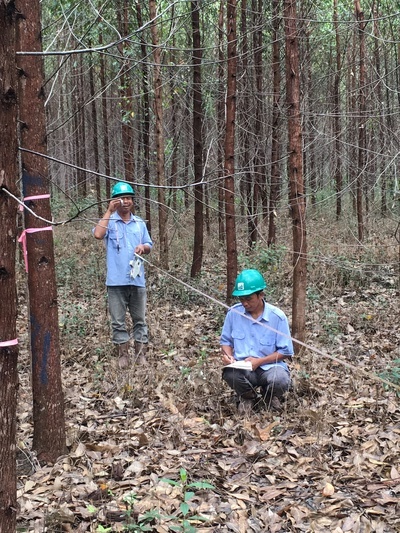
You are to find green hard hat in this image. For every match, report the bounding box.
[232,269,267,297]
[111,181,135,198]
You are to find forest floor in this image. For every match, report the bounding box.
[16,211,400,532]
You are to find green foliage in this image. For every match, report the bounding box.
[87,471,215,532]
[321,310,341,339]
[379,359,400,396]
[160,468,215,532]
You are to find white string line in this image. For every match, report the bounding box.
[137,253,400,393]
[4,185,398,272]
[4,180,398,389]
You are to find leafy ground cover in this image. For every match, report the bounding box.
[16,214,400,532]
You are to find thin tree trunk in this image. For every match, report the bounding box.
[149,0,168,268]
[217,0,225,243]
[268,0,282,246]
[190,0,204,278]
[77,53,87,198]
[225,0,238,301]
[136,2,152,231]
[284,0,307,348]
[333,0,343,220]
[240,0,255,250]
[99,32,111,200]
[251,0,264,236]
[355,0,365,241]
[89,50,101,217]
[0,3,19,528]
[16,0,66,462]
[119,0,135,184]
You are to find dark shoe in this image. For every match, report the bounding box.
[237,398,254,416]
[264,396,283,413]
[134,341,147,364]
[117,342,130,369]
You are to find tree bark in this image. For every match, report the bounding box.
[89,50,101,217]
[190,0,204,278]
[0,2,19,529]
[136,2,152,232]
[149,0,168,268]
[284,0,307,348]
[224,0,238,301]
[118,0,135,184]
[354,0,365,241]
[99,32,111,200]
[16,0,66,463]
[268,0,282,246]
[217,0,225,243]
[333,0,343,220]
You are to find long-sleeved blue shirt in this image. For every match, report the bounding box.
[220,301,294,371]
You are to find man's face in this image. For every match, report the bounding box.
[117,196,134,212]
[238,292,263,313]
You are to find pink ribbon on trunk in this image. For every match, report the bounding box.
[18,227,53,272]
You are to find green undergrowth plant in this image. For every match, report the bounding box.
[90,470,216,533]
[160,468,215,532]
[379,359,400,396]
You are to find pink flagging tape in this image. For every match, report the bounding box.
[19,194,51,211]
[0,339,18,348]
[18,226,53,272]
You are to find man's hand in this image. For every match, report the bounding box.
[108,199,122,213]
[135,244,149,255]
[245,357,262,371]
[221,347,234,365]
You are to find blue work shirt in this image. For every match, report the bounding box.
[220,301,294,371]
[100,212,153,287]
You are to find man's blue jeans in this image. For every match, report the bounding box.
[107,285,148,345]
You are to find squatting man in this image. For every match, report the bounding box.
[93,181,153,368]
[220,269,294,413]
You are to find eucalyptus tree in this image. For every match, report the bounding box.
[16,0,66,463]
[284,0,307,347]
[190,0,205,278]
[225,0,239,299]
[0,3,19,529]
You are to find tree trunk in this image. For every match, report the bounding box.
[16,0,66,463]
[284,0,307,348]
[190,0,204,278]
[119,0,135,184]
[136,2,152,232]
[99,32,111,200]
[0,3,19,528]
[268,0,282,246]
[239,0,255,250]
[224,0,238,301]
[217,0,225,243]
[149,0,169,268]
[77,53,87,198]
[333,0,343,220]
[355,0,365,241]
[89,50,101,217]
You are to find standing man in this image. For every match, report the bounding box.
[94,181,153,368]
[220,269,294,414]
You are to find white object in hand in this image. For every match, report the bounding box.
[129,257,143,279]
[224,360,253,370]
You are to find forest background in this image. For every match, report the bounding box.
[0,0,399,531]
